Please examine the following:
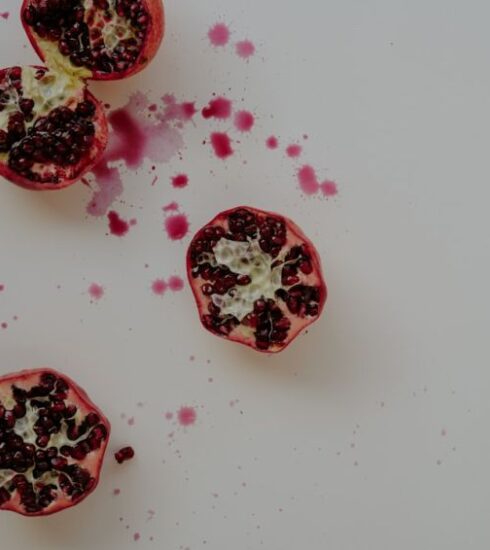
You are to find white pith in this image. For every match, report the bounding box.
[210,238,283,321]
[0,67,85,162]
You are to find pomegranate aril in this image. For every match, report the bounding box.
[114,446,135,464]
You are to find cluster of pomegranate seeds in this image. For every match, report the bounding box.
[23,0,150,75]
[0,371,108,515]
[188,207,326,352]
[114,446,135,464]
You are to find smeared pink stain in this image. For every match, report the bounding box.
[168,276,184,291]
[234,111,255,132]
[0,12,9,20]
[108,211,130,237]
[133,532,140,542]
[130,218,137,226]
[208,23,230,47]
[108,108,147,168]
[1,322,7,330]
[236,40,255,59]
[0,284,4,292]
[88,283,104,301]
[210,132,233,159]
[320,180,338,197]
[113,488,121,496]
[177,406,197,426]
[152,279,168,296]
[171,174,189,188]
[161,94,197,123]
[163,201,179,212]
[202,97,232,120]
[164,214,189,241]
[128,417,135,426]
[286,144,302,158]
[266,136,279,149]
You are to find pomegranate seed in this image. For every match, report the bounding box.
[114,446,135,464]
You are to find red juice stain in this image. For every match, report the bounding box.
[148,104,157,112]
[133,533,140,542]
[234,111,255,132]
[0,12,9,20]
[208,23,230,46]
[266,136,278,149]
[168,276,184,291]
[297,165,320,195]
[286,144,302,158]
[202,97,232,120]
[163,201,179,212]
[152,279,167,296]
[88,283,104,301]
[108,108,146,169]
[210,132,233,159]
[236,40,255,59]
[171,174,189,188]
[164,214,189,240]
[320,180,338,197]
[177,406,197,426]
[108,210,130,237]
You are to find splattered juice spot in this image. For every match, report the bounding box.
[320,180,338,197]
[234,111,255,132]
[178,406,197,426]
[164,214,189,240]
[266,136,279,149]
[152,279,168,296]
[168,276,184,291]
[108,211,130,237]
[0,12,9,20]
[210,132,233,159]
[88,283,104,301]
[208,23,230,47]
[286,144,302,158]
[202,97,232,120]
[236,40,255,59]
[171,174,189,188]
[297,165,320,195]
[163,201,179,212]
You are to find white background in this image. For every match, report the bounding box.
[1,0,490,548]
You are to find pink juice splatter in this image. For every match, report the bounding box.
[297,165,320,195]
[163,201,179,212]
[177,406,197,426]
[320,180,338,197]
[152,279,168,296]
[107,108,147,168]
[88,283,104,301]
[202,97,232,120]
[133,532,140,542]
[168,276,184,291]
[234,111,255,132]
[208,23,230,46]
[286,144,302,158]
[164,214,189,241]
[236,40,255,59]
[108,211,130,237]
[0,12,9,20]
[171,174,189,188]
[266,136,279,149]
[210,132,233,159]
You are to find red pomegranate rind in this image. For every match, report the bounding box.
[21,0,165,81]
[187,206,327,353]
[0,368,110,516]
[0,66,108,190]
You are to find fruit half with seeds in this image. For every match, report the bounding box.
[0,368,110,516]
[187,206,327,353]
[0,65,108,190]
[21,0,165,81]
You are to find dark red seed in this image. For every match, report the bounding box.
[19,98,35,115]
[115,446,135,464]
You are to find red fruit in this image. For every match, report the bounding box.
[0,368,110,516]
[187,206,327,353]
[21,0,165,81]
[0,66,108,190]
[114,446,135,464]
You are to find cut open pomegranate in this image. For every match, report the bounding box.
[0,368,110,516]
[187,207,327,353]
[0,66,108,189]
[21,0,165,81]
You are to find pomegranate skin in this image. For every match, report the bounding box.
[0,368,111,517]
[20,0,165,81]
[0,66,108,191]
[187,206,328,353]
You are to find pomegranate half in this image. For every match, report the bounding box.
[21,0,165,81]
[187,206,327,353]
[0,66,108,190]
[0,368,110,516]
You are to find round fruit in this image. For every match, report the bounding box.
[0,368,110,516]
[0,65,108,190]
[21,0,165,81]
[187,206,327,353]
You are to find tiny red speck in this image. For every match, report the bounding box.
[88,283,104,301]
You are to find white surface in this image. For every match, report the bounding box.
[1,0,490,548]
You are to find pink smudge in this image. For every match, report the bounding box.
[163,201,179,212]
[86,164,123,217]
[297,165,320,195]
[320,180,338,197]
[1,322,7,330]
[108,210,130,237]
[177,406,197,426]
[234,111,255,132]
[208,23,230,47]
[128,417,135,426]
[133,533,140,542]
[266,136,279,150]
[0,284,4,292]
[0,12,9,20]
[88,283,104,301]
[210,132,233,159]
[168,276,184,291]
[202,97,232,120]
[161,94,197,123]
[171,174,189,188]
[286,144,302,158]
[164,214,189,241]
[152,279,168,296]
[165,412,173,420]
[113,488,121,496]
[236,40,255,59]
